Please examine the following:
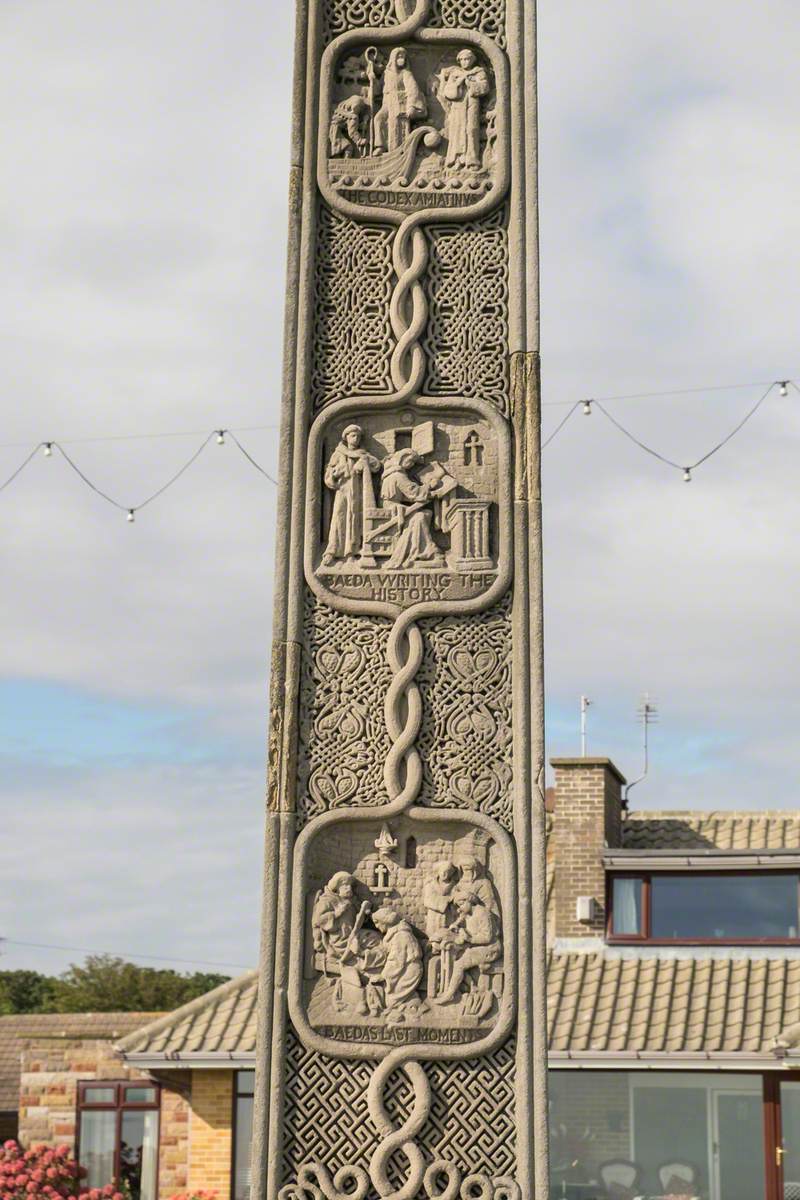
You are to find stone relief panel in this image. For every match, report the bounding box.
[282,1027,516,1186]
[297,590,392,826]
[428,0,507,49]
[308,406,509,611]
[423,207,509,415]
[418,594,513,831]
[293,815,513,1051]
[322,40,502,215]
[311,205,395,412]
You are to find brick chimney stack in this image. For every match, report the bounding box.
[550,757,627,939]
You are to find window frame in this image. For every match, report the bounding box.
[76,1080,161,1197]
[606,869,800,945]
[230,1069,255,1200]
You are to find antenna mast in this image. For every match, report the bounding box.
[624,693,658,806]
[580,695,592,757]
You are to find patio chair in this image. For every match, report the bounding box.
[657,1161,698,1196]
[598,1159,642,1199]
[783,1182,800,1200]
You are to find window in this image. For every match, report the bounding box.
[233,1070,255,1200]
[77,1082,159,1200]
[609,872,800,942]
[549,1070,766,1200]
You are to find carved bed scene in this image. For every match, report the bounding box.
[325,41,499,210]
[302,818,506,1045]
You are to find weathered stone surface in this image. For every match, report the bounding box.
[253,1,547,1197]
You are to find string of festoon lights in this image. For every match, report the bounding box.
[0,379,796,520]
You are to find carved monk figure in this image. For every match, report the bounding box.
[454,854,499,919]
[322,424,380,566]
[423,860,457,939]
[380,449,450,570]
[311,873,383,966]
[372,907,424,1015]
[438,49,490,170]
[373,48,426,154]
[431,892,501,1006]
[329,95,369,157]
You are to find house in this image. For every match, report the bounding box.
[547,756,800,1200]
[11,755,800,1200]
[0,1013,162,1163]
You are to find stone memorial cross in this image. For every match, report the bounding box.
[252,0,547,1196]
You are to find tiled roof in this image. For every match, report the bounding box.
[548,952,800,1055]
[116,952,800,1063]
[0,1013,161,1112]
[621,811,800,851]
[116,972,258,1056]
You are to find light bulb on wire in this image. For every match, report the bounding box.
[683,467,692,483]
[216,430,225,445]
[779,381,789,397]
[127,509,135,523]
[583,400,592,416]
[43,443,52,457]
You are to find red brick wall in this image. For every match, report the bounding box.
[551,758,625,938]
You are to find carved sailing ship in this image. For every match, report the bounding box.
[328,124,442,188]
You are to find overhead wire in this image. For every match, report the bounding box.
[0,937,251,971]
[0,377,795,513]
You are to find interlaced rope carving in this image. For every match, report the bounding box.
[426,0,506,48]
[298,591,392,825]
[389,223,430,398]
[312,206,396,411]
[423,210,509,415]
[320,0,397,45]
[418,596,513,830]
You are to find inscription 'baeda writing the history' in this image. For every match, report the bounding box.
[306,403,511,612]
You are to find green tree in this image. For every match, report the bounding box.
[46,956,229,1013]
[0,969,57,1014]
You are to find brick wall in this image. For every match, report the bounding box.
[550,758,626,938]
[155,1071,191,1196]
[188,1071,233,1200]
[18,1039,191,1200]
[19,1037,147,1150]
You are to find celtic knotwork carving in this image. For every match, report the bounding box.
[418,596,513,830]
[423,208,509,415]
[427,0,506,49]
[312,205,395,412]
[298,590,393,824]
[321,0,398,47]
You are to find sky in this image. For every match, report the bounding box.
[1,0,799,978]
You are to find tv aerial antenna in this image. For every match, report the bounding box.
[624,693,658,807]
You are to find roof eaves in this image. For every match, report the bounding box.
[114,972,257,1056]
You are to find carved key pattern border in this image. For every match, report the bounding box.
[282,1026,517,1188]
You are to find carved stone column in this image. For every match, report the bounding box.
[252,1,547,1198]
